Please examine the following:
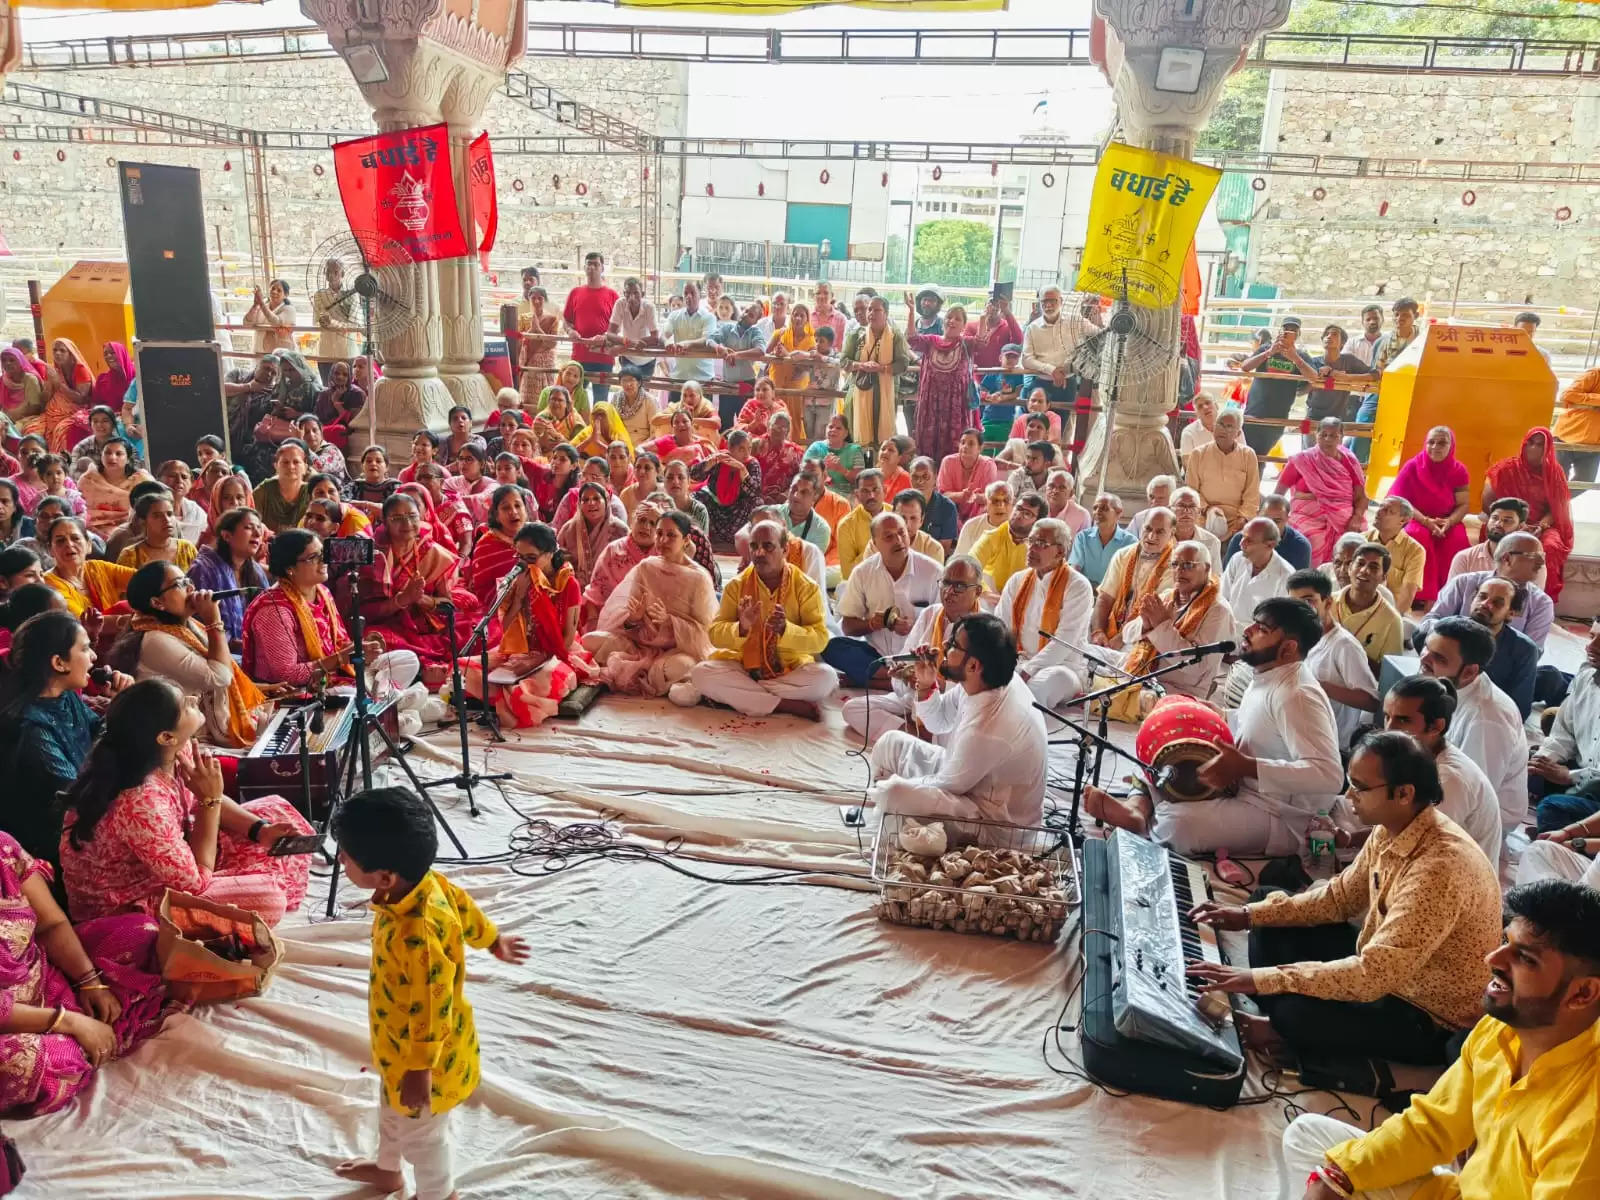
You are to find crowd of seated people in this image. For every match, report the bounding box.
[4,278,1600,1200]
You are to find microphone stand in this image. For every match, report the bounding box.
[457,565,525,744]
[322,566,470,918]
[1035,651,1219,845]
[418,598,513,818]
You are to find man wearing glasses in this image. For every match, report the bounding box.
[1414,530,1554,650]
[1186,730,1502,1070]
[1110,539,1234,702]
[993,518,1093,710]
[867,612,1048,829]
[841,555,985,747]
[1020,286,1082,414]
[1086,597,1343,856]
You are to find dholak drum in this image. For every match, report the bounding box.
[1134,695,1235,802]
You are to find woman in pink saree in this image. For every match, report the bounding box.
[22,339,95,453]
[359,492,480,668]
[1274,416,1369,566]
[0,832,167,1117]
[1388,424,1471,604]
[587,509,714,698]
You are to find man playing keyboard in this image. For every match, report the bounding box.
[1185,731,1503,1067]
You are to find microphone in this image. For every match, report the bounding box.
[207,586,263,601]
[877,652,928,664]
[1151,639,1234,661]
[89,665,113,687]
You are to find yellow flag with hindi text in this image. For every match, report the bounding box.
[1075,142,1221,308]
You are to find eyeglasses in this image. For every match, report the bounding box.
[158,576,194,595]
[1024,536,1059,549]
[1345,780,1388,800]
[940,579,978,591]
[1172,559,1206,570]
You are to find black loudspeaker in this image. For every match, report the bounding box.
[135,342,229,468]
[118,162,215,343]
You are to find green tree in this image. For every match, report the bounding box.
[911,219,993,287]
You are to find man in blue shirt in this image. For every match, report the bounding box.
[1237,316,1314,457]
[710,299,768,429]
[1223,493,1312,570]
[662,280,718,407]
[910,454,960,552]
[1467,576,1540,719]
[1068,492,1136,589]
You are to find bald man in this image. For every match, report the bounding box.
[690,519,836,718]
[1416,530,1555,649]
[1217,516,1295,640]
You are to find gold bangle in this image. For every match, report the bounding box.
[46,1005,67,1033]
[197,794,223,810]
[77,983,111,992]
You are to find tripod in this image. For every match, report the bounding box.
[1037,652,1216,845]
[417,587,514,818]
[318,568,471,918]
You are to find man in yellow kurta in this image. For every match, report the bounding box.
[1281,878,1600,1200]
[332,786,529,1200]
[690,519,837,719]
[1369,494,1426,614]
[835,467,887,581]
[971,493,1046,594]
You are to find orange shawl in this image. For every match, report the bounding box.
[1011,564,1072,653]
[1104,542,1173,645]
[1123,575,1221,678]
[738,563,788,680]
[133,614,267,746]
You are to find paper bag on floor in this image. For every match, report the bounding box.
[155,890,284,1007]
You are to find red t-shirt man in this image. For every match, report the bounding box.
[563,282,618,369]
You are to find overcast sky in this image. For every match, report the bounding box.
[18,0,1115,142]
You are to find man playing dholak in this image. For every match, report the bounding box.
[1109,539,1234,702]
[868,613,1048,830]
[841,554,985,746]
[1086,597,1344,856]
[689,520,836,719]
[1090,506,1177,651]
[993,518,1094,710]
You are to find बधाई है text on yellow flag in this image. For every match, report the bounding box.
[1075,142,1221,309]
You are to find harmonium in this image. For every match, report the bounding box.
[239,693,401,820]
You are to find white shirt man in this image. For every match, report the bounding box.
[993,519,1094,710]
[833,534,942,658]
[842,555,985,747]
[1286,569,1380,753]
[1020,288,1081,388]
[1218,519,1295,641]
[1421,618,1529,836]
[607,287,659,370]
[1113,541,1235,701]
[869,613,1048,829]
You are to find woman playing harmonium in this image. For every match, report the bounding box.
[357,492,480,670]
[240,529,419,694]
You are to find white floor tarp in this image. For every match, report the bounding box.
[9,695,1332,1199]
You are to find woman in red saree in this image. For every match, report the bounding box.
[1275,416,1368,567]
[23,339,94,453]
[1389,424,1471,604]
[465,484,528,610]
[529,442,580,524]
[394,480,457,556]
[359,492,480,669]
[752,409,804,505]
[906,302,975,466]
[1484,426,1574,603]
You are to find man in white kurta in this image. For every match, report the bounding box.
[1087,596,1344,856]
[1217,517,1295,641]
[1420,617,1529,837]
[1111,540,1234,701]
[841,554,985,746]
[868,613,1048,830]
[994,518,1094,710]
[1381,675,1503,867]
[821,511,943,688]
[1287,569,1380,753]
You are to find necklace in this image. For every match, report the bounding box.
[613,387,645,420]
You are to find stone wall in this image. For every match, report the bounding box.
[1247,70,1600,307]
[0,52,686,326]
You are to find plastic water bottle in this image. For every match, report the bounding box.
[1307,809,1337,867]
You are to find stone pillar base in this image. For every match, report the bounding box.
[439,368,496,420]
[1078,416,1179,510]
[355,375,457,460]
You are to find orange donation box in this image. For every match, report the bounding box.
[39,261,134,365]
[1366,323,1557,501]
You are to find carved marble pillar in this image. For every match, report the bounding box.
[1082,1,1290,506]
[301,0,524,454]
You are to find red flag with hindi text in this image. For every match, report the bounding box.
[331,123,468,263]
[468,132,498,271]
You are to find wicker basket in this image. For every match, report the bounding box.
[870,814,1080,944]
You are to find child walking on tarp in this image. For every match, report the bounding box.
[331,787,528,1200]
